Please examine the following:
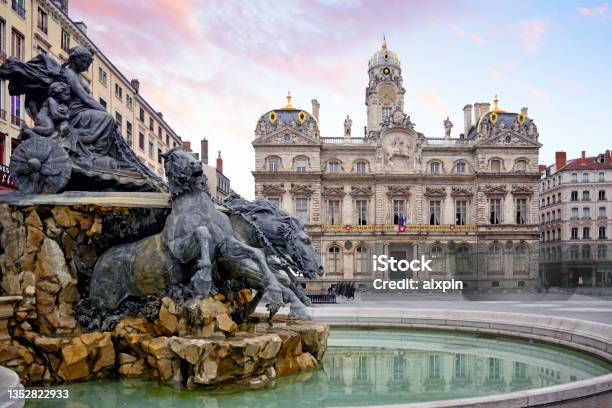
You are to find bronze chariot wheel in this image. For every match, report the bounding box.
[9,137,71,194]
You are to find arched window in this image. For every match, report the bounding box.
[455,162,466,173]
[515,160,527,173]
[430,161,441,174]
[266,157,280,172]
[355,245,370,276]
[490,159,502,172]
[328,160,340,173]
[294,157,308,172]
[488,245,502,273]
[514,244,528,273]
[431,245,444,273]
[355,161,367,174]
[327,246,341,275]
[456,245,470,274]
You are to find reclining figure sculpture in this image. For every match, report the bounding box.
[89,148,321,322]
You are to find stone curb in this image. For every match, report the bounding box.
[309,307,612,407]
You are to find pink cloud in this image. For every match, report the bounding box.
[525,85,552,105]
[470,33,486,45]
[488,68,508,81]
[487,68,552,105]
[577,3,610,17]
[68,0,470,196]
[517,19,546,54]
[414,89,447,117]
[449,24,466,37]
[448,24,486,45]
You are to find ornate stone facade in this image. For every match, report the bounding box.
[253,41,541,290]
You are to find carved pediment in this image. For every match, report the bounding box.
[262,184,286,196]
[475,129,541,148]
[386,186,411,197]
[480,184,508,195]
[511,184,534,195]
[289,183,315,196]
[349,186,373,197]
[253,128,320,146]
[322,186,346,197]
[424,187,446,197]
[451,187,474,197]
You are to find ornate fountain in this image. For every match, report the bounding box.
[0,49,327,389]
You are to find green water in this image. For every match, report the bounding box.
[26,328,612,407]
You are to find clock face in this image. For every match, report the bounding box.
[378,84,396,106]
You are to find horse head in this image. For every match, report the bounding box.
[161,148,208,199]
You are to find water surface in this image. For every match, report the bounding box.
[27,328,612,407]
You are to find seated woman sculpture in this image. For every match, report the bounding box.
[0,46,164,191]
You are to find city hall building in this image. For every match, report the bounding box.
[252,40,542,290]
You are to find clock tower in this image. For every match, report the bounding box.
[365,39,405,135]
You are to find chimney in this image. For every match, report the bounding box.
[200,138,209,164]
[157,111,163,119]
[311,99,320,122]
[473,103,481,124]
[480,102,491,117]
[581,150,586,161]
[520,107,528,117]
[463,104,473,136]
[539,164,546,173]
[555,151,566,169]
[74,21,87,34]
[606,150,611,161]
[130,79,140,93]
[182,141,192,152]
[216,151,223,173]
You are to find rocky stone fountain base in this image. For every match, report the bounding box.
[0,194,328,389]
[2,298,327,389]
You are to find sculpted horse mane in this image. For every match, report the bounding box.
[87,149,316,330]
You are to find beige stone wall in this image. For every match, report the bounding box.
[254,134,541,289]
[0,0,181,178]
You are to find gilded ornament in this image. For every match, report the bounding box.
[269,111,277,125]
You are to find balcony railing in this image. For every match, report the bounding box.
[426,138,470,146]
[321,137,367,144]
[582,216,591,220]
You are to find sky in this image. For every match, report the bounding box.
[71,0,612,198]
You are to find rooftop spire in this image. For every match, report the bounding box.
[282,91,294,109]
[492,94,504,113]
[381,34,387,50]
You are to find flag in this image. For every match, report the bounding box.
[398,214,406,232]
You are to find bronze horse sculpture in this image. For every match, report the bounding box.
[89,149,314,320]
[89,148,284,312]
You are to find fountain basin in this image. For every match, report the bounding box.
[26,322,612,407]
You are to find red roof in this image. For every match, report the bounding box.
[560,154,612,171]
